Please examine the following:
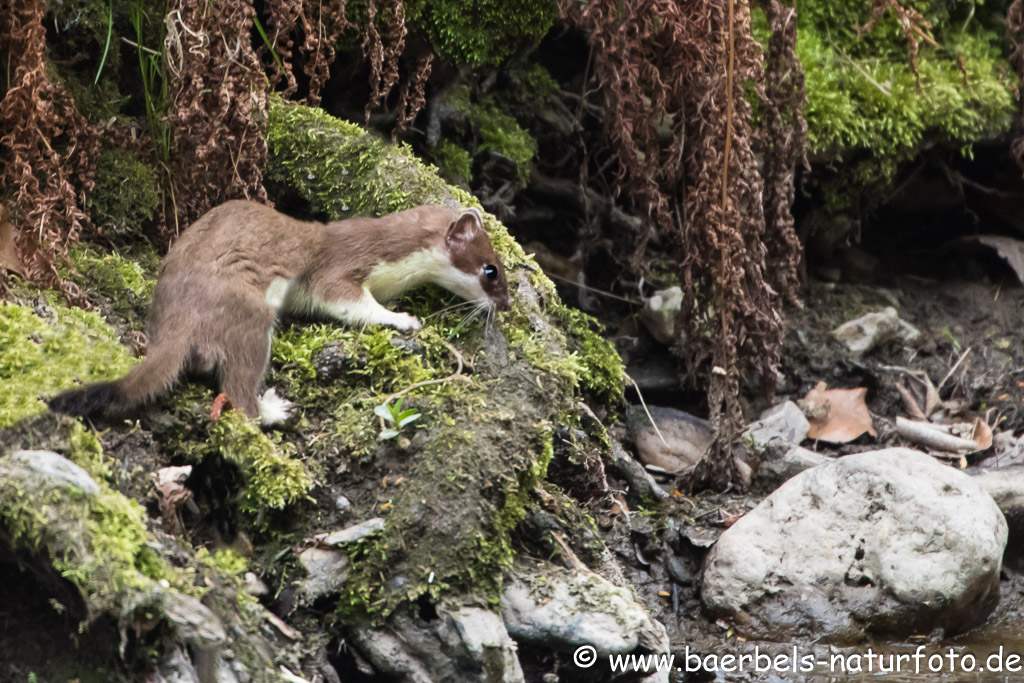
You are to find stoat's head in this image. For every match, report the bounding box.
[444,209,511,311]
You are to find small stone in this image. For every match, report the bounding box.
[639,286,682,345]
[627,405,712,474]
[298,548,351,600]
[243,572,268,597]
[334,494,351,511]
[742,401,810,451]
[831,307,920,356]
[322,517,386,546]
[9,450,100,495]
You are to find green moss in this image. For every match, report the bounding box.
[207,410,312,515]
[779,0,1016,210]
[446,85,537,188]
[553,306,625,405]
[89,148,161,235]
[405,0,557,67]
[202,547,250,576]
[264,100,611,626]
[431,140,474,185]
[68,243,158,327]
[0,298,137,428]
[266,96,450,218]
[0,436,176,617]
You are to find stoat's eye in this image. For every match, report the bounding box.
[484,265,498,280]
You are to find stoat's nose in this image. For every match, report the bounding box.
[495,295,511,312]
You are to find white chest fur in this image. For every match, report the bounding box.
[365,247,484,303]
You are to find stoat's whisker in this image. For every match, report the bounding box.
[448,303,486,339]
[425,299,478,319]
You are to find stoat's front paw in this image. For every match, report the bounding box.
[392,313,422,331]
[258,388,295,427]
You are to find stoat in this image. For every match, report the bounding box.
[49,200,510,424]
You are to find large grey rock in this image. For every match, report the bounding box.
[352,605,523,683]
[702,448,1006,642]
[501,567,669,682]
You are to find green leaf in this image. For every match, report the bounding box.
[379,428,400,440]
[397,413,421,428]
[374,404,394,422]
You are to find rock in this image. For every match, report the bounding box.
[978,432,1024,469]
[831,307,920,356]
[243,572,269,597]
[756,443,831,486]
[298,548,351,600]
[156,646,201,683]
[161,593,227,647]
[968,466,1024,570]
[639,286,682,345]
[606,439,669,502]
[352,605,523,683]
[626,406,711,474]
[702,448,1006,642]
[321,517,386,545]
[334,493,352,511]
[9,450,100,495]
[742,401,809,451]
[501,566,669,682]
[313,342,366,380]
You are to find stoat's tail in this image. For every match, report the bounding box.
[49,337,190,418]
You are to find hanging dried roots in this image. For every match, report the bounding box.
[165,0,269,229]
[564,0,804,489]
[0,0,100,302]
[257,0,425,134]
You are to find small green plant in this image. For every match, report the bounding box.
[374,398,421,440]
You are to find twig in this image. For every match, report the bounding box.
[542,271,642,305]
[626,373,670,450]
[381,340,471,406]
[937,346,971,393]
[836,49,892,97]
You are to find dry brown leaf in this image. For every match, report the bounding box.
[0,204,24,277]
[970,417,993,451]
[801,381,877,443]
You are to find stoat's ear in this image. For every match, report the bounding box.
[446,209,482,247]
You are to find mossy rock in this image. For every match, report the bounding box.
[0,96,628,676]
[405,0,558,67]
[0,416,280,680]
[89,148,161,236]
[264,97,623,622]
[753,0,1017,211]
[0,294,138,428]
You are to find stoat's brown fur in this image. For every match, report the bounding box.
[50,200,509,423]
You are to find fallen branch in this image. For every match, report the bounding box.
[895,416,980,453]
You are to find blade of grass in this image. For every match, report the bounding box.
[253,16,285,74]
[93,0,114,84]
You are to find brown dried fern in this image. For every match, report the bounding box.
[165,0,269,229]
[564,0,804,489]
[0,0,100,302]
